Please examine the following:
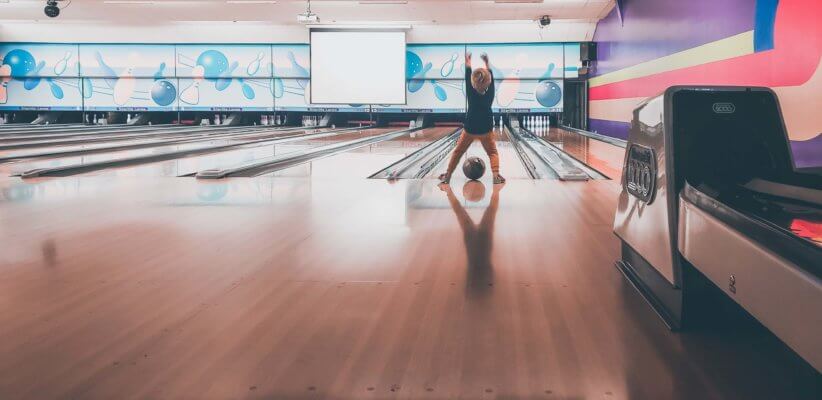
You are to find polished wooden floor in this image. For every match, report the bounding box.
[0,170,817,397]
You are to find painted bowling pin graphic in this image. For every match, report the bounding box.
[496,53,528,107]
[430,80,448,101]
[407,62,433,92]
[238,78,255,100]
[440,52,458,77]
[113,66,137,106]
[215,61,239,91]
[154,62,167,80]
[45,77,64,99]
[287,51,310,89]
[0,64,11,104]
[247,52,264,76]
[180,65,205,105]
[23,61,46,90]
[113,53,141,106]
[53,51,72,76]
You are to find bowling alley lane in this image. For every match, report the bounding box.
[0,125,290,160]
[0,174,810,400]
[0,125,226,150]
[0,127,328,177]
[542,126,625,179]
[423,126,533,181]
[267,126,455,179]
[78,126,396,178]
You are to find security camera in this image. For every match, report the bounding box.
[538,15,551,27]
[44,0,60,18]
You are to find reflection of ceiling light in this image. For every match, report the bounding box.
[359,1,408,4]
[226,1,278,3]
[493,0,544,3]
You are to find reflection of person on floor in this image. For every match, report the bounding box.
[439,52,505,185]
[440,180,504,297]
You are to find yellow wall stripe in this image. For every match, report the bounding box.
[589,31,755,88]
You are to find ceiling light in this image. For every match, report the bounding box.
[358,1,408,4]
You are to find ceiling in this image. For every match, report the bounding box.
[0,0,615,24]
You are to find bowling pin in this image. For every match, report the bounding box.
[127,113,132,124]
[287,51,310,89]
[495,54,528,107]
[215,114,221,125]
[247,52,265,76]
[54,51,72,76]
[113,66,137,106]
[440,52,459,78]
[93,114,98,125]
[181,65,205,105]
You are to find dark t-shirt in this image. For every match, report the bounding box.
[464,66,495,135]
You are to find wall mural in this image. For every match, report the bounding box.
[0,43,81,110]
[588,0,820,168]
[0,42,581,113]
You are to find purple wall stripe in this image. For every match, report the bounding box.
[592,0,756,77]
[589,118,630,140]
[790,133,822,169]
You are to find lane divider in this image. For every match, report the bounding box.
[0,125,312,163]
[18,126,369,179]
[196,127,424,179]
[368,127,462,180]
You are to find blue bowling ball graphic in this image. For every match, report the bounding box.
[151,80,177,106]
[196,50,229,81]
[3,49,36,77]
[535,80,562,108]
[406,51,422,78]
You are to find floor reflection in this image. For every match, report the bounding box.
[440,180,504,298]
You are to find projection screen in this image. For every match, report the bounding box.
[310,29,407,105]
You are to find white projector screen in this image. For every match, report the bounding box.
[310,30,407,105]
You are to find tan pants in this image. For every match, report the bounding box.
[446,131,500,175]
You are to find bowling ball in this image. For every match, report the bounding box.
[462,156,486,180]
[3,49,36,77]
[151,80,176,106]
[535,80,562,108]
[406,51,422,78]
[196,50,229,79]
